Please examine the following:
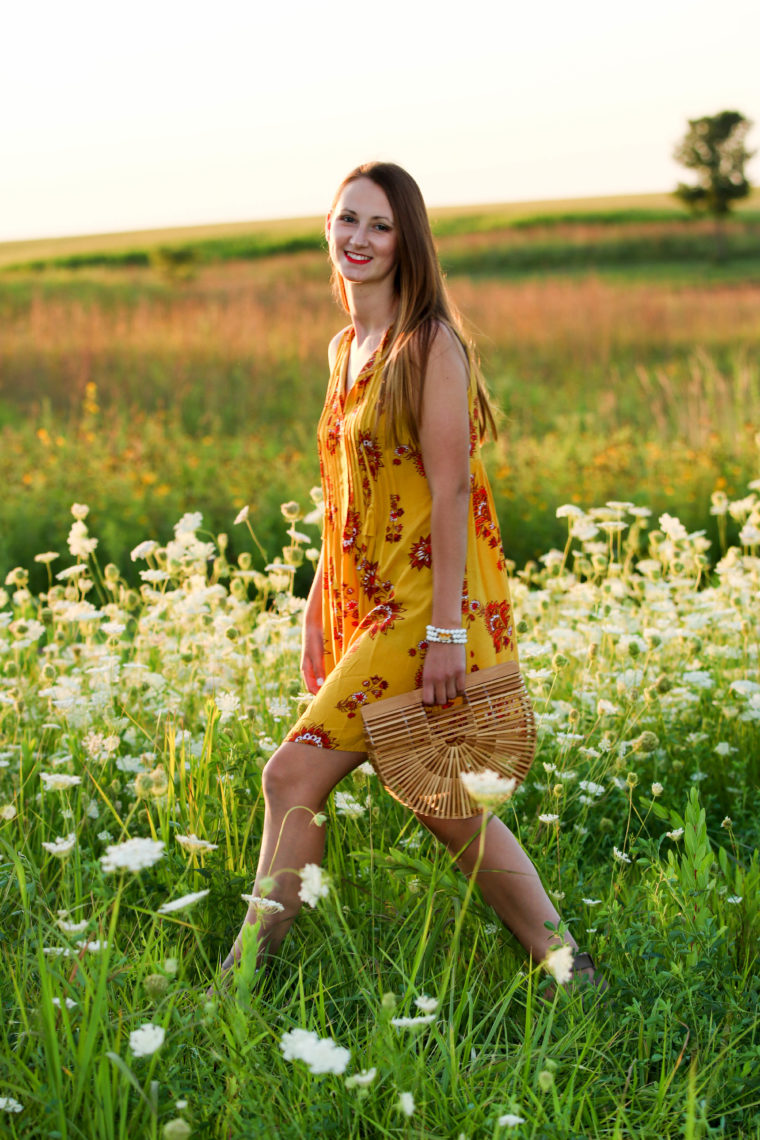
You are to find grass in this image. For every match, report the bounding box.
[0,247,758,587]
[1,499,759,1138]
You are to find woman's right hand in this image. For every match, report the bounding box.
[301,622,325,695]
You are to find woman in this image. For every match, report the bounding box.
[217,162,600,992]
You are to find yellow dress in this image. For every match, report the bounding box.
[286,327,518,754]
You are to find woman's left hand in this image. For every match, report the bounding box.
[421,642,467,706]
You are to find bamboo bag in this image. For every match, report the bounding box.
[361,660,536,818]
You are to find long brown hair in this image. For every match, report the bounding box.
[329,161,497,447]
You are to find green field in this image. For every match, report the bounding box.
[1,192,759,587]
[1,193,760,1138]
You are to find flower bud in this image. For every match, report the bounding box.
[144,973,169,999]
[163,1119,192,1140]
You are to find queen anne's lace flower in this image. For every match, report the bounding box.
[298,863,329,908]
[41,833,76,857]
[543,944,573,984]
[460,769,517,805]
[129,1023,165,1057]
[279,1028,350,1074]
[101,837,165,873]
[397,1092,415,1117]
[175,834,218,853]
[240,895,285,914]
[157,889,210,914]
[390,1014,437,1029]
[40,773,82,792]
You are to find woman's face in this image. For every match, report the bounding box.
[327,177,398,288]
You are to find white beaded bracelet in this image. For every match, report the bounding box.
[426,624,467,644]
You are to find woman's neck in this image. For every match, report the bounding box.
[344,281,397,341]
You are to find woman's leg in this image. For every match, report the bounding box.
[218,741,366,971]
[415,809,578,963]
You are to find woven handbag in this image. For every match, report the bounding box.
[360,660,536,818]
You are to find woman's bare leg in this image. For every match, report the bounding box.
[218,741,366,972]
[416,810,578,962]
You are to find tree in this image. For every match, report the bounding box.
[673,110,754,258]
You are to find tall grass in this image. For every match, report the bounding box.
[1,497,759,1137]
[1,262,758,584]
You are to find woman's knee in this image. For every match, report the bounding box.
[261,743,327,811]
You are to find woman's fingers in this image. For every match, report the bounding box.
[421,646,467,705]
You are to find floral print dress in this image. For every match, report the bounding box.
[286,327,518,753]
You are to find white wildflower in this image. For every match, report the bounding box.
[578,779,605,797]
[582,898,602,906]
[71,503,89,520]
[101,836,165,873]
[498,1113,526,1127]
[234,505,250,525]
[40,772,82,792]
[543,944,573,984]
[333,791,366,817]
[130,540,158,561]
[67,520,98,558]
[345,1068,377,1089]
[56,918,89,934]
[658,513,688,542]
[414,994,439,1014]
[730,680,760,697]
[460,769,517,804]
[666,828,684,840]
[727,896,742,904]
[0,1097,24,1113]
[651,783,663,797]
[41,833,76,857]
[556,504,584,519]
[157,889,210,914]
[390,1014,437,1029]
[397,1092,415,1118]
[0,804,17,820]
[240,895,286,913]
[279,1028,350,1075]
[214,691,241,723]
[613,846,632,864]
[139,569,171,583]
[76,939,108,952]
[538,813,559,824]
[51,997,78,1010]
[298,863,329,908]
[175,511,203,535]
[129,1023,165,1058]
[175,834,218,853]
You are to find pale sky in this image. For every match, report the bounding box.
[3,0,759,241]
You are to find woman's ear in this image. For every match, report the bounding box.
[325,213,332,242]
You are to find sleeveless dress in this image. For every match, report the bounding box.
[285,327,518,754]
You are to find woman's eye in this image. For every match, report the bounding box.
[375,223,390,232]
[338,214,356,223]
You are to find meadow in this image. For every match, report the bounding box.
[1,198,760,1137]
[1,497,759,1138]
[1,197,759,585]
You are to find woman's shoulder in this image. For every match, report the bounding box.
[422,320,469,381]
[328,325,353,371]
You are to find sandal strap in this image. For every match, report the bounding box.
[572,951,596,972]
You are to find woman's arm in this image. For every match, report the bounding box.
[301,548,325,695]
[417,326,471,706]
